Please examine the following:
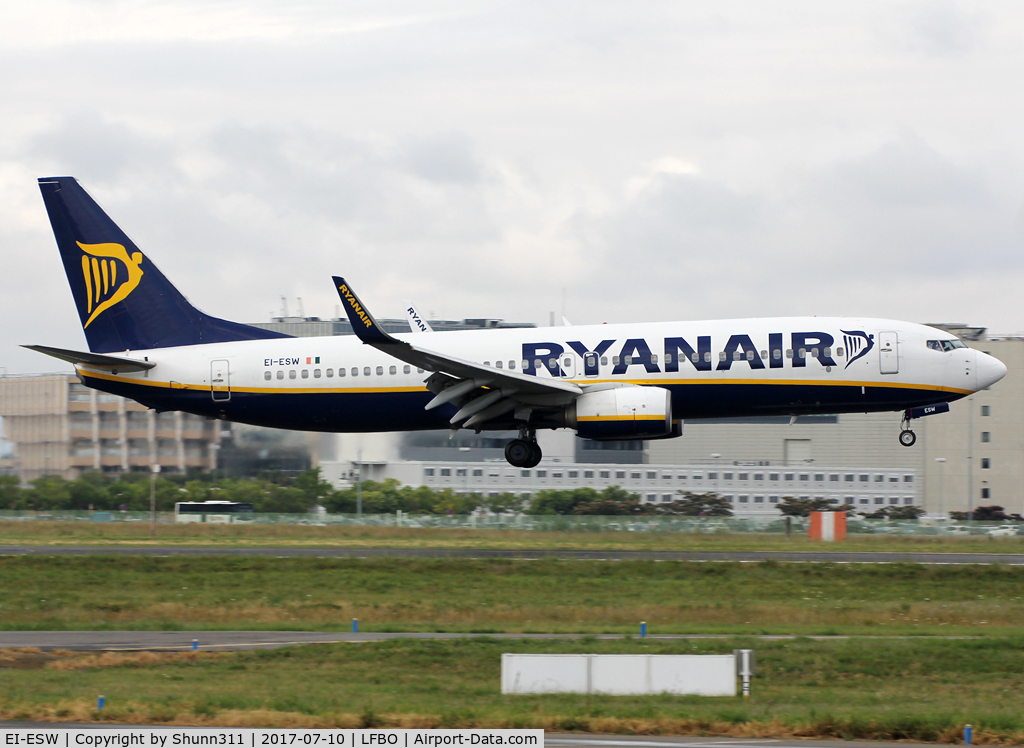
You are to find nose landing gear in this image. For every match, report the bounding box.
[899,429,916,447]
[505,427,542,468]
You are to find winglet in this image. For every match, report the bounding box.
[333,277,393,345]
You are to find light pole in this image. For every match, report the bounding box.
[149,463,160,537]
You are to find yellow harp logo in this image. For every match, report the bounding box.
[77,242,144,328]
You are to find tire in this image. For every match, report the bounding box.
[523,441,542,468]
[504,439,533,467]
[899,429,917,447]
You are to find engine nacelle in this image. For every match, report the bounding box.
[566,385,673,440]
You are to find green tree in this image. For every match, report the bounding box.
[650,491,732,516]
[777,496,847,517]
[860,505,925,520]
[571,486,647,515]
[23,475,72,511]
[0,475,23,509]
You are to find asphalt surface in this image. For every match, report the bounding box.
[0,630,980,652]
[2,545,1023,564]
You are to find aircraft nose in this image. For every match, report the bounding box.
[974,349,1007,391]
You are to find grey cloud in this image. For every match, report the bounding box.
[907,1,986,55]
[402,132,481,185]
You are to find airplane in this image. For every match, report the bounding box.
[27,176,1008,469]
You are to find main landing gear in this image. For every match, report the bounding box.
[505,428,542,468]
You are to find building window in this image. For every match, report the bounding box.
[875,497,884,504]
[600,471,609,479]
[456,469,466,477]
[769,473,779,481]
[981,488,990,499]
[829,474,839,482]
[981,432,991,443]
[845,497,855,504]
[754,473,764,481]
[904,475,914,483]
[981,405,990,416]
[647,471,656,479]
[616,471,625,479]
[646,494,656,502]
[472,469,483,477]
[631,472,641,479]
[521,470,531,478]
[739,496,749,503]
[814,474,824,482]
[424,468,434,477]
[739,473,749,480]
[784,473,794,481]
[724,472,734,480]
[859,474,869,482]
[440,469,450,477]
[769,496,779,503]
[552,472,563,478]
[845,474,854,482]
[981,458,990,469]
[584,471,594,478]
[859,498,869,504]
[754,496,764,503]
[875,475,884,482]
[537,470,547,478]
[708,472,717,480]
[568,471,578,478]
[799,474,809,482]
[889,497,899,505]
[889,476,899,482]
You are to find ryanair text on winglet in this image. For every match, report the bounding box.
[339,283,373,328]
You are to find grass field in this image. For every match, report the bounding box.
[2,556,1022,635]
[2,520,1023,553]
[2,637,1023,742]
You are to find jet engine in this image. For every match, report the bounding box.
[566,385,673,440]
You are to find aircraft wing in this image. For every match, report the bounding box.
[333,277,580,429]
[22,344,156,373]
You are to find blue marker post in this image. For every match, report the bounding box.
[640,621,646,638]
[352,618,359,633]
[192,639,198,651]
[964,725,972,745]
[97,696,105,711]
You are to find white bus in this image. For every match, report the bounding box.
[174,501,255,524]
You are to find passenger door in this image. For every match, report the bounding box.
[879,332,898,375]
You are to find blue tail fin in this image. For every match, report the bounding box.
[38,177,290,353]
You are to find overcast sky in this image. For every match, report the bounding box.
[2,1,1023,375]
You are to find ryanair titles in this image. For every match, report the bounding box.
[522,331,858,377]
[338,283,373,328]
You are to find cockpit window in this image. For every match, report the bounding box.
[927,339,967,352]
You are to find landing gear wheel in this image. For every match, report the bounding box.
[505,439,533,467]
[899,429,917,447]
[505,438,543,468]
[524,441,542,468]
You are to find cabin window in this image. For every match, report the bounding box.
[301,370,309,379]
[690,352,697,363]
[264,371,271,381]
[276,371,284,380]
[798,348,806,359]
[665,353,673,364]
[760,350,767,359]
[522,360,530,369]
[495,360,503,369]
[823,347,831,357]
[351,367,358,377]
[508,360,516,369]
[810,348,819,358]
[483,361,490,367]
[548,358,557,370]
[601,357,608,366]
[403,365,411,374]
[612,356,620,365]
[417,368,424,373]
[563,357,571,368]
[733,351,741,361]
[533,359,542,370]
[364,367,371,376]
[624,355,633,365]
[719,351,727,362]
[703,351,712,362]
[338,368,345,378]
[289,370,297,379]
[375,366,383,376]
[837,347,844,356]
[773,349,781,360]
[327,369,335,378]
[313,369,321,378]
[746,350,754,361]
[389,365,396,375]
[650,354,658,364]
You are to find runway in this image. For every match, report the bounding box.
[2,545,1022,564]
[0,630,978,652]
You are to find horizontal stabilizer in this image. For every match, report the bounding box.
[22,344,156,373]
